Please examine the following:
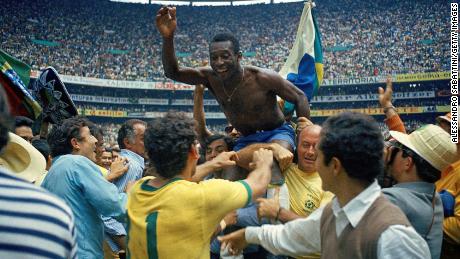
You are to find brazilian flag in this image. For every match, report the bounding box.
[0,50,42,119]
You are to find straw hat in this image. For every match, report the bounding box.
[0,132,46,182]
[390,124,457,172]
[436,112,452,124]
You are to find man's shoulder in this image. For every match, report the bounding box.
[199,178,244,188]
[53,154,99,171]
[247,66,277,78]
[382,187,411,202]
[0,168,74,219]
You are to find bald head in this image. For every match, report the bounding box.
[297,124,322,173]
[299,125,322,137]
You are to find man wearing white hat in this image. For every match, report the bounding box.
[0,86,77,258]
[383,124,458,259]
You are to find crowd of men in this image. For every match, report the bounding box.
[2,0,448,81]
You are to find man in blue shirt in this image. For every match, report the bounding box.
[42,116,126,258]
[103,119,146,256]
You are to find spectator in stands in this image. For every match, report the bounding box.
[2,0,448,81]
[42,116,126,258]
[126,111,274,258]
[219,112,430,258]
[14,116,34,143]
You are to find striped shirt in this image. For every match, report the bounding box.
[0,168,77,259]
[104,149,144,252]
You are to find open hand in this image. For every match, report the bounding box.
[156,6,176,38]
[378,76,393,108]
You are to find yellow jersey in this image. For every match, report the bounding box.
[436,160,460,244]
[284,164,334,259]
[126,177,251,259]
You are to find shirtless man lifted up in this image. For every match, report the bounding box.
[156,6,310,181]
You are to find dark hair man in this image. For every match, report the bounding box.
[219,112,430,258]
[156,7,309,182]
[384,125,457,259]
[14,116,34,142]
[102,119,147,255]
[126,111,274,258]
[0,86,77,258]
[42,116,126,258]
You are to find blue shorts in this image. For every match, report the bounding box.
[233,123,295,151]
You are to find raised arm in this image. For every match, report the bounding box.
[378,76,406,133]
[260,70,310,119]
[192,151,238,182]
[156,6,209,85]
[193,84,213,143]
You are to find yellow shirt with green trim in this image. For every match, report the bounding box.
[98,165,108,178]
[284,164,334,217]
[436,160,460,244]
[126,176,252,259]
[284,164,334,259]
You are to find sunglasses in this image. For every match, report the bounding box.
[224,125,234,134]
[385,140,414,165]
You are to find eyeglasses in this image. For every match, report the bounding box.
[385,140,414,165]
[224,125,234,134]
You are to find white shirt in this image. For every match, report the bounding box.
[246,181,431,258]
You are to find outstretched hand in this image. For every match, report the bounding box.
[218,228,248,256]
[156,6,176,38]
[378,76,393,108]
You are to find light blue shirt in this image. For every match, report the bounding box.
[104,148,144,251]
[114,149,144,191]
[42,155,127,259]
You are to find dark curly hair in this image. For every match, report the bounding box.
[319,112,384,183]
[0,86,13,152]
[205,134,235,152]
[14,116,34,129]
[145,111,197,179]
[48,116,94,157]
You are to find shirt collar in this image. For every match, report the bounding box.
[331,180,381,228]
[120,149,144,167]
